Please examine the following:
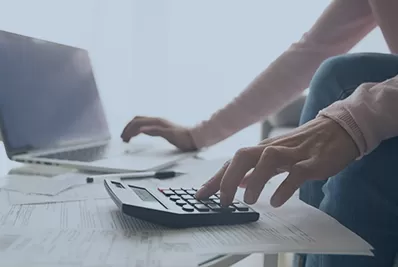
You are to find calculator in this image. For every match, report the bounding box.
[104,179,260,228]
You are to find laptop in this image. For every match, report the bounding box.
[0,30,195,173]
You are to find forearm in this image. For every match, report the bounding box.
[319,76,398,157]
[189,43,336,148]
[189,0,375,149]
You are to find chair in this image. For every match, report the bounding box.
[261,93,307,139]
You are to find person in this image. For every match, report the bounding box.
[121,1,398,266]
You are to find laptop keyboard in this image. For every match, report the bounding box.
[38,145,109,162]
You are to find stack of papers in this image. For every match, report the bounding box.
[0,227,196,267]
[0,158,374,266]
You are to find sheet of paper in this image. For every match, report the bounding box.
[7,183,110,205]
[0,227,197,267]
[0,192,373,256]
[5,172,114,205]
[1,174,85,196]
[157,185,372,255]
[8,164,75,177]
[0,198,165,231]
[0,170,373,257]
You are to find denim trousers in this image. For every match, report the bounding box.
[296,53,398,267]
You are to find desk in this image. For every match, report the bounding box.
[0,144,279,267]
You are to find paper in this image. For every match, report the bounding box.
[8,164,75,177]
[0,198,164,231]
[7,183,110,205]
[0,227,197,267]
[0,168,373,258]
[0,192,373,256]
[1,174,84,196]
[156,185,372,256]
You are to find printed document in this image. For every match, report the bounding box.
[0,227,196,267]
[0,195,373,256]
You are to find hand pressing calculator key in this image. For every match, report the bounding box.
[104,179,260,228]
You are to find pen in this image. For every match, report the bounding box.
[86,171,184,183]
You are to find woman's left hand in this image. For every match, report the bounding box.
[195,116,359,208]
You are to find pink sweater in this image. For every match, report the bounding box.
[189,0,398,158]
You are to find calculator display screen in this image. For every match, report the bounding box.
[130,186,158,202]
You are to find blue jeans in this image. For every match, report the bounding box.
[296,53,398,267]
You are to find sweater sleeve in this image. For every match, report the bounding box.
[189,0,376,149]
[318,76,398,158]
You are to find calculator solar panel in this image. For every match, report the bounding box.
[104,179,260,228]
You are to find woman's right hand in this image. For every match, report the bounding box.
[120,116,198,152]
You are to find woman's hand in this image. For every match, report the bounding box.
[121,116,197,152]
[195,116,359,207]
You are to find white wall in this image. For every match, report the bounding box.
[0,0,391,158]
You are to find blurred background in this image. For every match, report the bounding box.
[0,0,389,158]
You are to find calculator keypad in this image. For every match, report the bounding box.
[158,188,251,213]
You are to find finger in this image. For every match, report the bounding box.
[238,170,253,188]
[219,146,264,206]
[240,165,288,188]
[140,126,173,139]
[121,116,145,140]
[195,160,231,199]
[270,158,315,207]
[244,146,298,204]
[121,117,169,141]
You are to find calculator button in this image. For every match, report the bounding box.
[200,200,214,205]
[233,203,249,211]
[213,198,239,205]
[185,190,196,195]
[226,205,236,212]
[173,190,186,195]
[187,199,201,205]
[181,195,194,200]
[182,204,194,212]
[159,189,174,196]
[194,204,209,212]
[169,195,180,201]
[207,203,222,211]
[176,200,186,206]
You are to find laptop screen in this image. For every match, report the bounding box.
[0,31,110,155]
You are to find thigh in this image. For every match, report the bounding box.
[296,53,398,267]
[299,53,398,209]
[306,136,398,267]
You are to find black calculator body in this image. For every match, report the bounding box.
[104,179,260,228]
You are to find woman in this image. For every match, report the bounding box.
[121,1,398,266]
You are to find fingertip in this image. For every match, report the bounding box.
[243,189,257,205]
[195,186,208,199]
[219,191,230,206]
[238,181,248,188]
[270,194,283,208]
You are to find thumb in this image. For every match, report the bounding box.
[140,126,174,140]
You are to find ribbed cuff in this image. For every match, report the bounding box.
[317,106,366,159]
